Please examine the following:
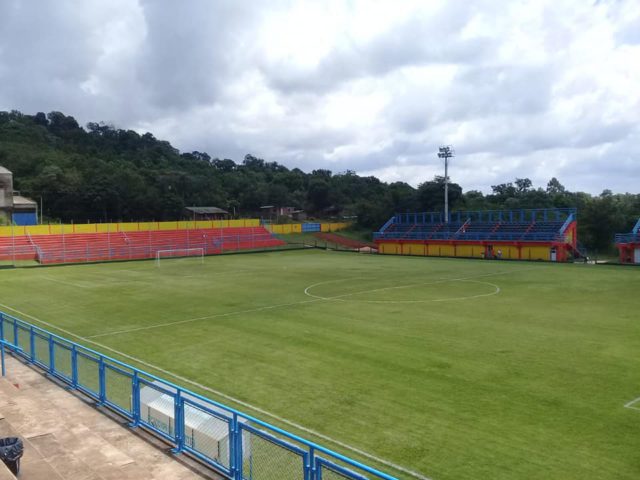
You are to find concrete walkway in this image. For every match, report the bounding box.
[0,355,222,480]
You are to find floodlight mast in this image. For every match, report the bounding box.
[437,146,455,223]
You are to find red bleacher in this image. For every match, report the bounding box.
[0,227,285,264]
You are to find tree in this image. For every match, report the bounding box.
[546,177,566,194]
[515,178,533,193]
[417,176,462,212]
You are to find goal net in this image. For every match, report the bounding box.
[155,248,204,266]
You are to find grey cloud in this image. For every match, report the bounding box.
[136,0,260,111]
[0,0,639,195]
[260,3,496,93]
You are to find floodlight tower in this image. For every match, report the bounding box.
[438,145,455,223]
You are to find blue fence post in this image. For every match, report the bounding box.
[1,343,5,377]
[0,314,4,342]
[234,414,243,480]
[307,447,315,480]
[13,322,18,350]
[171,390,184,454]
[130,371,140,427]
[48,335,55,374]
[98,357,106,405]
[229,413,238,478]
[29,326,35,363]
[71,344,78,388]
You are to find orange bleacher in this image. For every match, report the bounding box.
[0,226,285,264]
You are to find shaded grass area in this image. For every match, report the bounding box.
[0,251,638,479]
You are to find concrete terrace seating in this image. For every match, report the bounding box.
[0,235,35,261]
[0,355,218,480]
[0,227,285,264]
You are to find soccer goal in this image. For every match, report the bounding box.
[155,248,205,266]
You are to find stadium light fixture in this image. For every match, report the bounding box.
[437,145,455,223]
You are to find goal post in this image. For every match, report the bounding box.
[155,248,205,266]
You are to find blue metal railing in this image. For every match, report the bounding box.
[615,233,640,244]
[374,231,564,242]
[389,208,576,226]
[633,219,640,235]
[0,311,398,480]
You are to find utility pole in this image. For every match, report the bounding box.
[438,146,455,223]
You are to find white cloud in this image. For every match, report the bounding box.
[0,0,639,194]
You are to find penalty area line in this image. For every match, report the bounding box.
[0,301,432,480]
[624,396,640,410]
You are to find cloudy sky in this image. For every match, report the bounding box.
[1,0,639,194]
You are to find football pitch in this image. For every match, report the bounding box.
[0,249,638,480]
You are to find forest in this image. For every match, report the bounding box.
[0,110,638,253]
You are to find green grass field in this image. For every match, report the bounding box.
[0,250,638,480]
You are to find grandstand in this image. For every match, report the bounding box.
[615,218,640,264]
[0,225,284,264]
[374,208,578,262]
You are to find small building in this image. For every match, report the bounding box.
[0,166,12,224]
[260,205,306,222]
[12,195,38,225]
[184,206,229,221]
[0,166,38,225]
[615,218,640,264]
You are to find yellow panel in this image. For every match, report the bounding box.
[505,246,519,259]
[2,226,27,236]
[73,224,94,234]
[246,219,260,227]
[455,245,475,257]
[194,221,209,229]
[522,246,549,261]
[155,222,174,231]
[119,223,139,232]
[321,223,330,232]
[25,225,51,236]
[406,243,424,255]
[439,245,455,257]
[291,224,302,233]
[380,242,399,254]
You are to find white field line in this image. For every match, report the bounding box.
[303,269,526,301]
[85,298,324,339]
[89,268,530,338]
[0,301,432,480]
[624,396,640,410]
[40,276,91,289]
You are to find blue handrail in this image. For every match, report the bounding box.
[0,311,399,480]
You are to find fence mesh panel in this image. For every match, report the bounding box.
[316,457,371,480]
[241,426,305,480]
[183,401,231,469]
[2,320,16,345]
[34,334,50,367]
[105,365,133,414]
[15,325,30,352]
[53,342,72,379]
[77,353,100,396]
[139,381,176,439]
[321,468,352,480]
